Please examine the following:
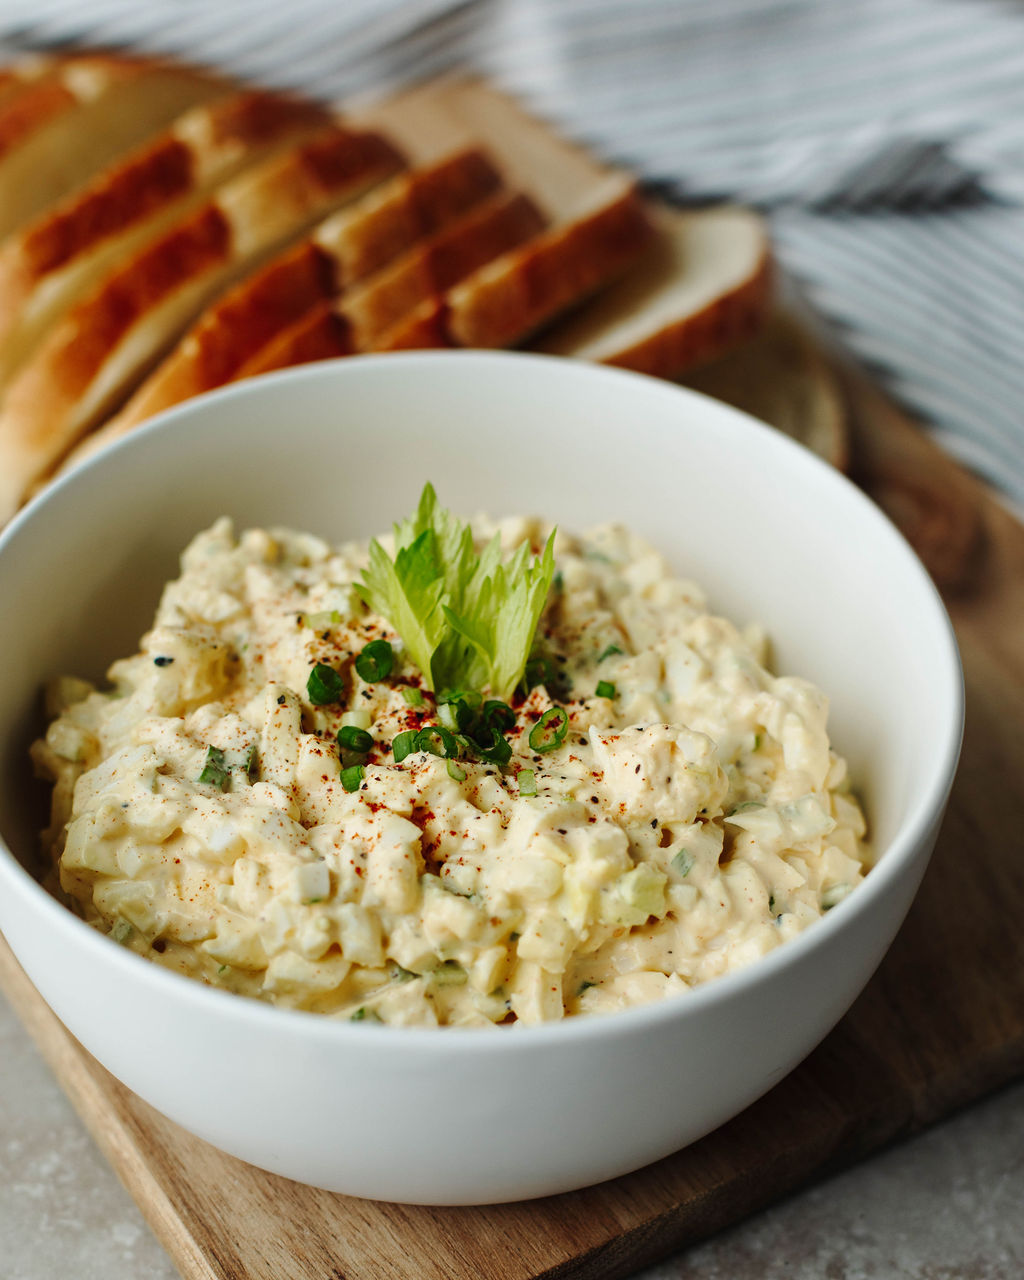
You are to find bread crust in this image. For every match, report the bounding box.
[532,204,773,381]
[0,124,403,521]
[0,90,334,392]
[106,149,504,431]
[377,184,651,351]
[241,189,546,378]
[0,54,226,240]
[601,248,772,378]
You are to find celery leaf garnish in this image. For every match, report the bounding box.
[355,483,555,700]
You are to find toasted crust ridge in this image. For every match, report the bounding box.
[105,148,503,433]
[377,182,652,352]
[0,122,403,520]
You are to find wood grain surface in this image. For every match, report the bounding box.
[2,79,1024,1280]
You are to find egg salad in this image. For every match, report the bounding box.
[32,508,869,1026]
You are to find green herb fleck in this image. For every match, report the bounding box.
[340,764,365,793]
[597,643,623,662]
[728,800,765,817]
[355,638,394,683]
[337,724,373,754]
[595,680,616,699]
[414,725,458,758]
[307,662,344,705]
[392,730,418,763]
[431,960,467,986]
[198,745,230,789]
[671,849,694,877]
[111,918,133,945]
[350,1006,382,1023]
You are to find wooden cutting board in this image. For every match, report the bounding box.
[2,79,1024,1280]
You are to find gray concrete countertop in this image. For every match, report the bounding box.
[3,990,1023,1280]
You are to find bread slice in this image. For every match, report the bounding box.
[0,54,227,241]
[376,179,651,351]
[682,311,850,470]
[103,148,504,432]
[0,53,60,110]
[532,204,771,376]
[0,89,335,394]
[237,189,547,376]
[66,185,546,472]
[0,125,404,521]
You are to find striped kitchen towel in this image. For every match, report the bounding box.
[2,0,1022,504]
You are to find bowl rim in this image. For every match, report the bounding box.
[0,350,965,1054]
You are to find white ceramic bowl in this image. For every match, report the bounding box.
[0,352,962,1204]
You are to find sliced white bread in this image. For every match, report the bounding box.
[0,125,404,521]
[532,204,771,376]
[0,54,227,241]
[377,178,652,351]
[237,189,548,376]
[67,185,546,471]
[682,311,849,470]
[0,89,335,394]
[103,148,504,433]
[0,53,60,109]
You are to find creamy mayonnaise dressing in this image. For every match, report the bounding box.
[33,516,868,1026]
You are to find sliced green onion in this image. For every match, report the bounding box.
[438,688,482,710]
[242,743,259,782]
[481,699,516,733]
[340,764,365,792]
[414,725,457,758]
[521,655,553,692]
[198,745,230,789]
[355,638,394,683]
[391,730,418,763]
[528,706,569,753]
[337,725,374,754]
[517,768,537,796]
[307,662,344,705]
[595,680,616,699]
[402,686,424,706]
[474,726,512,766]
[597,643,623,662]
[341,709,372,730]
[438,693,479,733]
[446,759,467,783]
